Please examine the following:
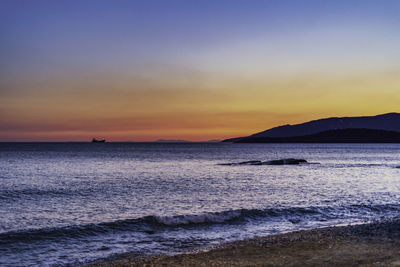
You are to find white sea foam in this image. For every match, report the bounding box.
[155,210,242,226]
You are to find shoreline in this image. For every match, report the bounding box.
[88,217,400,266]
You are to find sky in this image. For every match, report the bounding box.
[1,0,400,141]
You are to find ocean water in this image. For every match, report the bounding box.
[1,142,400,266]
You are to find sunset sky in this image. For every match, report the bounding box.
[1,0,400,141]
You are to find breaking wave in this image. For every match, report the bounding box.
[2,204,400,246]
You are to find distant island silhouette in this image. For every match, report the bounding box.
[224,113,400,143]
[155,139,192,143]
[154,139,222,143]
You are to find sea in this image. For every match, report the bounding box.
[1,142,400,266]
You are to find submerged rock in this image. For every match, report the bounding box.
[238,160,263,165]
[219,158,307,166]
[263,158,308,165]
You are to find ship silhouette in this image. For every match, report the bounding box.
[91,138,106,143]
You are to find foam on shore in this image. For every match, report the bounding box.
[87,216,400,266]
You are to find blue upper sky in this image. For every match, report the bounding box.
[2,0,400,80]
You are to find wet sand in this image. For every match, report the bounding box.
[88,218,400,266]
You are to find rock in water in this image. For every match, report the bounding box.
[219,159,307,166]
[263,158,307,165]
[238,160,263,165]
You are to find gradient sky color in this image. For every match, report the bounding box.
[1,0,400,141]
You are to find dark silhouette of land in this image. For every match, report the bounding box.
[154,139,192,143]
[233,128,400,143]
[224,113,400,143]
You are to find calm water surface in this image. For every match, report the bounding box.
[1,143,400,266]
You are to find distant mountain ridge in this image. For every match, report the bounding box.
[223,113,400,143]
[234,128,400,143]
[155,139,192,143]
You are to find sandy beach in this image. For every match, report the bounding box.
[88,218,400,266]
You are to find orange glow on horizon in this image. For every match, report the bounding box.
[1,70,400,142]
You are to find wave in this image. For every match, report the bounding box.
[1,204,400,246]
[0,187,96,201]
[0,188,70,200]
[155,210,243,225]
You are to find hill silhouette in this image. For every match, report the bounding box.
[224,113,400,143]
[234,128,400,143]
